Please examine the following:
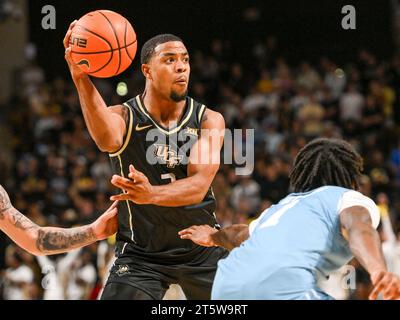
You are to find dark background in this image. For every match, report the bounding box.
[28,0,393,80]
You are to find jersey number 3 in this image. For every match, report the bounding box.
[161,173,176,183]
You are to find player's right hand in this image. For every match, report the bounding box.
[369,270,400,300]
[91,201,119,240]
[63,20,86,80]
[178,225,218,247]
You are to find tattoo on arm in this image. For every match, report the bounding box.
[8,208,39,231]
[1,184,96,254]
[36,227,95,254]
[0,184,38,231]
[0,185,11,219]
[0,186,36,232]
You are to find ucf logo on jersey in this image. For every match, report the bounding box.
[154,144,183,168]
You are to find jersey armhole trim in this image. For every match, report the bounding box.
[198,104,206,124]
[109,103,134,158]
[337,190,381,229]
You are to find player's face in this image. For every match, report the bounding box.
[149,41,190,102]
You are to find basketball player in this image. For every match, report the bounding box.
[180,138,400,300]
[0,184,118,255]
[64,21,227,299]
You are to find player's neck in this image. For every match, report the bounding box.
[142,89,186,125]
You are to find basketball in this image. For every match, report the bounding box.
[69,10,137,78]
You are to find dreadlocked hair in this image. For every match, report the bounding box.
[289,138,364,192]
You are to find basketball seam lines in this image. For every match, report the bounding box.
[124,19,134,61]
[98,11,122,76]
[75,24,114,74]
[71,40,137,55]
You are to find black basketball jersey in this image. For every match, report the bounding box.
[108,94,219,263]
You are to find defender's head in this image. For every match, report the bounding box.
[289,138,364,192]
[141,34,189,102]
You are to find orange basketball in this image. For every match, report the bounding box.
[69,10,137,78]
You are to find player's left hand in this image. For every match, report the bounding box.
[369,270,400,300]
[178,225,218,247]
[110,165,155,204]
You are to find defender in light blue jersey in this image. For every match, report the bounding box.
[179,138,400,300]
[211,185,378,300]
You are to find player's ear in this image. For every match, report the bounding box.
[141,64,152,80]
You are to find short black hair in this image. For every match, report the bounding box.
[140,34,183,64]
[289,138,363,192]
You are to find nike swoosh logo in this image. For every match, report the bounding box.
[135,124,153,131]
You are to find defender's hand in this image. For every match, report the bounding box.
[110,165,155,204]
[91,201,119,240]
[63,20,87,80]
[369,270,400,300]
[178,225,218,247]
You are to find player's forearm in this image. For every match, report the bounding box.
[73,76,121,151]
[35,225,96,255]
[151,176,209,207]
[0,206,96,256]
[348,222,387,276]
[211,224,249,251]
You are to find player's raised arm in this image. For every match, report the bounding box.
[63,20,127,153]
[0,185,118,256]
[110,108,225,206]
[340,205,400,300]
[178,224,249,251]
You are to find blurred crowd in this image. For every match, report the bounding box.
[1,34,400,300]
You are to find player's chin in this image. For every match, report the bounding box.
[170,88,188,102]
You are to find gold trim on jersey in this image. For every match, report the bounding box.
[117,154,135,243]
[135,95,194,135]
[198,104,206,123]
[109,103,134,157]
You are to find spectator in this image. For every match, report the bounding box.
[3,246,35,300]
[339,83,364,123]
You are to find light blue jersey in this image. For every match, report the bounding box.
[211,186,380,300]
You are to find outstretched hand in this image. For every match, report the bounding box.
[91,201,119,240]
[178,225,218,247]
[369,270,400,300]
[110,165,155,204]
